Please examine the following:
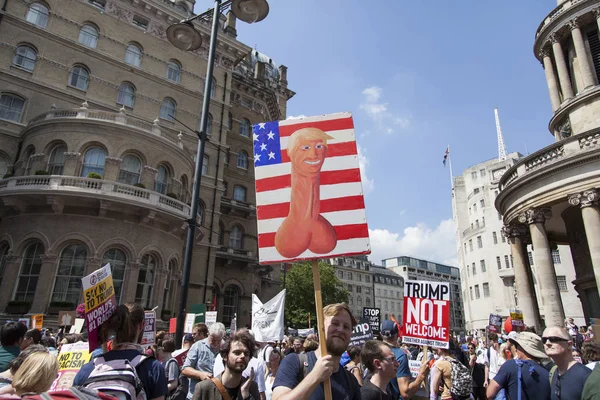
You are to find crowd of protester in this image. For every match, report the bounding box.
[0,303,598,400]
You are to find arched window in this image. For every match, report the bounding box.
[160,98,176,121]
[48,145,67,175]
[166,61,181,83]
[69,65,89,91]
[0,242,10,289]
[206,113,212,136]
[119,154,141,185]
[102,248,126,304]
[23,146,35,176]
[0,154,9,177]
[117,82,135,108]
[211,77,216,98]
[229,226,243,249]
[125,43,142,67]
[26,3,49,28]
[155,165,169,194]
[0,93,25,122]
[14,241,44,302]
[239,118,250,137]
[51,243,87,306]
[218,222,225,246]
[227,112,233,131]
[135,254,156,308]
[237,150,248,169]
[180,175,189,203]
[81,147,106,177]
[79,24,98,48]
[197,201,205,225]
[13,45,37,71]
[202,155,209,176]
[163,259,177,312]
[233,185,246,202]
[222,285,239,326]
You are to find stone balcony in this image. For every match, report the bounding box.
[462,221,487,238]
[220,196,256,218]
[216,245,256,262]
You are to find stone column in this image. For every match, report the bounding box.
[550,33,574,101]
[519,209,565,327]
[62,152,81,177]
[30,254,59,313]
[540,48,562,112]
[103,157,122,182]
[140,166,157,190]
[30,154,48,174]
[123,262,141,303]
[0,255,22,311]
[569,18,596,89]
[569,190,600,299]
[503,224,543,332]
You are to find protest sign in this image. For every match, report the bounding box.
[190,304,205,323]
[510,309,524,332]
[50,342,92,391]
[169,318,177,334]
[141,311,156,346]
[230,314,237,333]
[363,308,381,336]
[403,280,450,348]
[298,328,315,337]
[349,319,372,347]
[184,313,196,333]
[58,311,77,327]
[172,348,189,367]
[69,318,85,334]
[488,314,502,333]
[31,314,43,329]
[18,318,30,328]
[252,289,285,342]
[205,311,217,327]
[81,263,117,351]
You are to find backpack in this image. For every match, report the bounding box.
[514,359,539,400]
[83,354,150,400]
[443,358,473,400]
[165,358,187,400]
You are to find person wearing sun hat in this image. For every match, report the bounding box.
[486,331,551,400]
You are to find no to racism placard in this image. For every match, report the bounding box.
[50,342,92,391]
[403,280,450,348]
[510,309,524,332]
[82,263,117,351]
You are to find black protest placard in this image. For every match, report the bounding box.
[349,319,373,347]
[363,307,381,336]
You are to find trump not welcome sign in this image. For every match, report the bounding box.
[402,280,450,348]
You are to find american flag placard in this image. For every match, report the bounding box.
[253,112,370,264]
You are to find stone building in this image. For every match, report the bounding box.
[0,0,294,327]
[496,0,600,330]
[328,256,374,319]
[454,155,584,331]
[370,265,404,322]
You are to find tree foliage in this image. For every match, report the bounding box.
[283,261,349,329]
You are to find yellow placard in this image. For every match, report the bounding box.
[83,274,115,312]
[31,314,43,329]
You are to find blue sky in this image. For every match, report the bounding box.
[195,1,558,266]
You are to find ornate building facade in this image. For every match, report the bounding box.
[0,0,294,327]
[496,0,600,330]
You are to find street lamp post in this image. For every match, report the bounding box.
[167,0,269,348]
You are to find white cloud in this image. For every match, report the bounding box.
[357,145,374,194]
[368,219,458,266]
[359,86,411,134]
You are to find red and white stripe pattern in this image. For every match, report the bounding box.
[254,112,371,264]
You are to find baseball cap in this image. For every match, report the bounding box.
[381,320,398,337]
[184,333,194,342]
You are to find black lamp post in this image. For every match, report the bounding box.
[167,0,270,348]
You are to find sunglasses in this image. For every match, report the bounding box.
[542,336,568,344]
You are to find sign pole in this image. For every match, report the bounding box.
[312,259,332,400]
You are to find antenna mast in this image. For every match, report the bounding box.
[495,108,507,161]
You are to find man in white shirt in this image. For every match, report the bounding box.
[486,333,501,381]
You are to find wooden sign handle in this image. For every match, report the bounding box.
[312,260,333,400]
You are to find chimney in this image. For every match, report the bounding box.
[278,65,288,85]
[254,61,265,82]
[225,11,237,37]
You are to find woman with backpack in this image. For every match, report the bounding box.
[73,303,169,400]
[431,341,473,400]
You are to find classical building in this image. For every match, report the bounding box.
[496,0,600,330]
[328,256,374,319]
[370,265,404,322]
[0,0,294,327]
[454,154,584,331]
[382,256,465,333]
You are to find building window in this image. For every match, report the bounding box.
[347,284,353,292]
[475,285,480,299]
[160,98,176,120]
[493,232,498,244]
[338,271,343,279]
[471,171,477,179]
[557,276,568,291]
[469,239,473,251]
[377,300,381,308]
[14,241,44,302]
[88,0,105,10]
[135,254,156,309]
[480,259,486,272]
[233,185,246,202]
[132,15,148,30]
[13,45,37,71]
[154,165,170,194]
[102,248,126,304]
[218,222,225,246]
[483,283,490,297]
[119,154,142,185]
[125,44,142,67]
[358,274,362,282]
[206,113,213,136]
[163,260,176,312]
[222,285,239,326]
[0,93,25,123]
[479,169,485,178]
[229,226,243,249]
[366,297,371,306]
[202,155,209,176]
[166,60,181,83]
[51,244,87,306]
[237,151,248,169]
[480,199,485,208]
[79,25,98,48]
[470,287,473,300]
[496,256,502,270]
[23,146,34,176]
[385,300,388,309]
[347,271,353,280]
[464,243,467,253]
[473,203,477,212]
[81,147,106,177]
[472,263,476,275]
[356,286,361,293]
[504,255,510,269]
[365,275,370,283]
[528,252,534,265]
[501,233,506,243]
[552,249,561,264]
[240,118,250,137]
[227,112,233,130]
[475,220,479,228]
[477,236,482,248]
[26,3,49,28]
[69,65,89,91]
[47,145,67,175]
[117,82,135,108]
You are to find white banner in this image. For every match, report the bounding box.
[252,289,286,342]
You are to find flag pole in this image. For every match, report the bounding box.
[447,144,454,190]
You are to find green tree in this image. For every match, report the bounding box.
[283,261,349,329]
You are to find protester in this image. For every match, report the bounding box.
[431,342,464,400]
[173,333,194,359]
[0,322,27,371]
[73,303,168,400]
[542,326,592,400]
[582,341,599,369]
[581,363,600,400]
[292,338,305,354]
[193,324,209,343]
[11,351,58,396]
[182,322,226,399]
[161,338,180,395]
[20,329,41,351]
[360,340,398,400]
[565,318,578,342]
[486,331,550,400]
[486,333,502,382]
[468,342,488,400]
[345,346,363,386]
[0,344,48,395]
[264,349,281,400]
[192,330,260,400]
[272,303,361,400]
[303,339,318,353]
